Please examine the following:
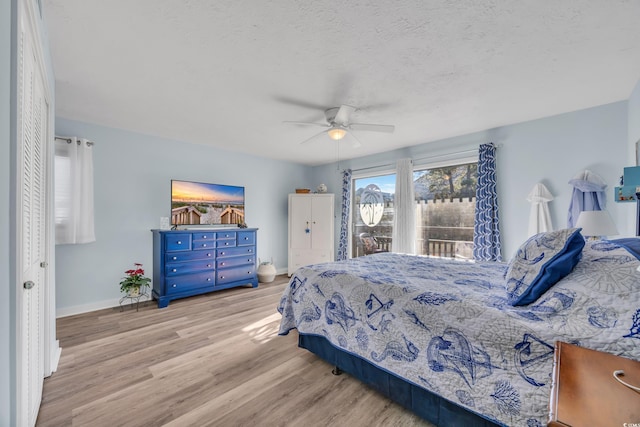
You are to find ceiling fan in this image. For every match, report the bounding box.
[283,104,395,147]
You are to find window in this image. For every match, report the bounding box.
[350,161,477,259]
[414,162,477,259]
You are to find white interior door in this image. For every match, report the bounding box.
[17,4,49,425]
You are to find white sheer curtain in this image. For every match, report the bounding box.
[55,137,96,244]
[392,158,416,254]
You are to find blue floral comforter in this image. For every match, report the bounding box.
[278,240,640,426]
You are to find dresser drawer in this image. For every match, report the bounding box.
[217,265,256,285]
[191,232,215,241]
[217,246,255,258]
[237,231,255,246]
[217,238,236,248]
[165,259,215,276]
[216,231,236,240]
[217,255,255,269]
[192,239,216,250]
[165,234,192,252]
[165,250,214,263]
[165,271,215,295]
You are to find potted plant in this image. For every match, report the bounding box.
[119,263,151,297]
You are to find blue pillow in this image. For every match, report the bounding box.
[505,228,585,306]
[608,238,640,261]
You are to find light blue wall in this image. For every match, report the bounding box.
[2,1,16,424]
[629,79,640,162]
[54,118,312,314]
[313,101,630,259]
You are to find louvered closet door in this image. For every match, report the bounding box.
[18,12,48,426]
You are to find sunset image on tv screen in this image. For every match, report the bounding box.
[171,180,244,225]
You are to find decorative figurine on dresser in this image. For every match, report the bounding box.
[151,228,258,308]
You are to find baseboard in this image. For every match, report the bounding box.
[49,340,61,374]
[56,295,152,318]
[58,273,288,318]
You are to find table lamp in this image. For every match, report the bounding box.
[575,210,618,240]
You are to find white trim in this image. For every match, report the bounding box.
[413,154,478,171]
[351,166,395,180]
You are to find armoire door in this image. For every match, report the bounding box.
[289,195,312,250]
[309,196,333,250]
[17,3,49,425]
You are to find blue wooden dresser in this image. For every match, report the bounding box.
[151,228,258,308]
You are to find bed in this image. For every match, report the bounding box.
[278,231,640,426]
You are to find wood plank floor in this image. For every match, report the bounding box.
[37,275,434,427]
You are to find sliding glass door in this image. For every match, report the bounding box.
[351,173,395,258]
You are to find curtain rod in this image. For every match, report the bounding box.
[55,136,95,146]
[351,147,483,173]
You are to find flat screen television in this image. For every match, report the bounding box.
[171,179,245,227]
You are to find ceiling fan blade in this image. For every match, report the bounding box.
[346,131,362,148]
[350,123,395,133]
[283,121,329,128]
[334,105,356,125]
[274,96,328,111]
[299,130,328,145]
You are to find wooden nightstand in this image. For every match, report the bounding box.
[548,341,640,426]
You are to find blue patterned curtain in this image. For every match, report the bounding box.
[473,143,502,261]
[337,169,352,260]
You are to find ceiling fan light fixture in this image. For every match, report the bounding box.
[328,127,347,140]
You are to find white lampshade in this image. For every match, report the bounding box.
[575,210,618,238]
[327,127,347,140]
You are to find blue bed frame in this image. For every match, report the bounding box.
[298,333,502,427]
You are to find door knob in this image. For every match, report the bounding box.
[23,281,35,290]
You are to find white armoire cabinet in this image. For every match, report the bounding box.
[288,193,335,276]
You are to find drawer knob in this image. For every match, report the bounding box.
[177,241,182,245]
[203,236,207,239]
[203,243,207,247]
[172,268,177,272]
[172,284,177,288]
[172,256,177,260]
[248,249,253,253]
[244,237,248,240]
[207,264,212,267]
[225,242,229,246]
[220,276,225,279]
[247,258,251,262]
[207,278,211,282]
[220,252,225,255]
[220,262,225,266]
[247,271,251,274]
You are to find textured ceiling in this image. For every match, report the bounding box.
[44,0,640,166]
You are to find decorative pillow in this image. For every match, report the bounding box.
[505,228,585,306]
[609,238,640,261]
